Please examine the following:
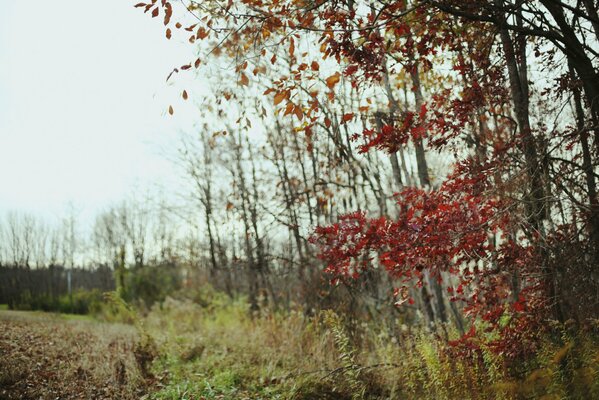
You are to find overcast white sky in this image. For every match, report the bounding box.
[0,0,201,223]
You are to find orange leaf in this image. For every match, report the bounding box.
[274,91,287,106]
[165,28,171,39]
[284,102,295,116]
[311,61,319,71]
[239,73,249,86]
[342,113,354,123]
[151,7,159,17]
[325,73,341,89]
[289,37,295,58]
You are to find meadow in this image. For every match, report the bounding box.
[2,288,598,400]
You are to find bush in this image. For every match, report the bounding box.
[122,263,181,309]
[10,289,104,315]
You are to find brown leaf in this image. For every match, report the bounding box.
[274,91,287,106]
[151,7,159,17]
[194,58,201,68]
[196,27,209,40]
[134,3,146,8]
[165,28,171,39]
[182,90,188,100]
[311,61,319,71]
[284,102,294,116]
[164,2,172,25]
[168,105,174,115]
[325,73,341,89]
[239,73,249,86]
[289,38,295,58]
[294,105,304,121]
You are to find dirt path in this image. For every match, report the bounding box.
[0,310,147,400]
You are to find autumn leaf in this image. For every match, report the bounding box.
[151,7,159,17]
[166,28,171,39]
[164,2,172,25]
[196,27,209,40]
[284,102,295,116]
[194,58,201,68]
[239,73,249,86]
[182,90,188,100]
[342,113,354,123]
[294,105,304,121]
[311,61,319,71]
[289,38,295,58]
[168,105,174,115]
[134,3,146,8]
[325,73,341,89]
[273,91,287,106]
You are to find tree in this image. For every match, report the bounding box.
[138,0,599,353]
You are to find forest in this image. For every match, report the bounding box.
[1,0,599,399]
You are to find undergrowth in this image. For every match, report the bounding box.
[137,286,598,399]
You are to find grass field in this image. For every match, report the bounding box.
[1,294,598,400]
[0,310,147,399]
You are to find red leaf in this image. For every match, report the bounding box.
[342,113,354,123]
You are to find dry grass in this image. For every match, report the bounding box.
[144,289,599,400]
[0,310,147,399]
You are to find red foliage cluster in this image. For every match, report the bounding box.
[310,163,548,357]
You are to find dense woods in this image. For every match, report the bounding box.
[2,0,599,398]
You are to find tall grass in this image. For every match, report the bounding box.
[141,286,599,399]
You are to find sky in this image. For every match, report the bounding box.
[0,0,201,224]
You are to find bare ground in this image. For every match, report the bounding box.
[0,310,148,400]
